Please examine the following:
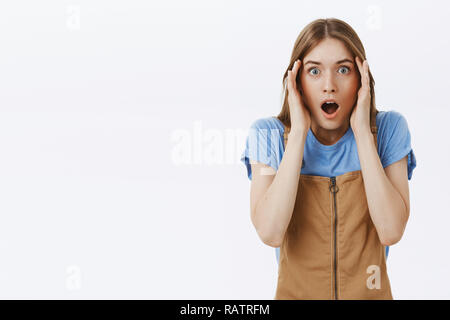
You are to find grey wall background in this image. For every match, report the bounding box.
[0,0,447,299]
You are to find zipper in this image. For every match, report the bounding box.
[329,177,339,300]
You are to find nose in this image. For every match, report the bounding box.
[323,71,336,93]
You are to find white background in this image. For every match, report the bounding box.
[0,0,447,299]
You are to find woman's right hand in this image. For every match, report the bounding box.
[287,60,311,133]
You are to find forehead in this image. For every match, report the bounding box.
[303,38,353,63]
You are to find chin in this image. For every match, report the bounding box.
[313,114,345,128]
[320,121,342,130]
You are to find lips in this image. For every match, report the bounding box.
[320,99,340,119]
[321,102,339,114]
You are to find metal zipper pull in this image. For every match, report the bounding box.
[329,176,339,193]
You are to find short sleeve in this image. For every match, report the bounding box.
[378,111,417,180]
[240,118,284,180]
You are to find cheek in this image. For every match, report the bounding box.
[341,77,359,103]
[299,75,317,104]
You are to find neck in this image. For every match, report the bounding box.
[310,121,350,146]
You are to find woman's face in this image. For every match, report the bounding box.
[300,37,360,132]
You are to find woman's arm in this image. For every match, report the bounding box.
[250,128,307,247]
[354,128,410,246]
[351,58,410,246]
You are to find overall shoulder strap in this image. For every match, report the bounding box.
[283,124,290,151]
[370,109,378,150]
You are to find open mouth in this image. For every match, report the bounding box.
[321,102,340,114]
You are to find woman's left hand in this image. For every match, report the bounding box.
[350,57,371,135]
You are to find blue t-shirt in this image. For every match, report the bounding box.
[240,110,417,263]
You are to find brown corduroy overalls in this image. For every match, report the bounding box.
[274,116,393,300]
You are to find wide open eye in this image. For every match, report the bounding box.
[338,66,350,74]
[308,68,320,76]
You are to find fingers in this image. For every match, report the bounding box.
[292,59,301,78]
[287,70,293,92]
[355,56,370,90]
[287,59,302,93]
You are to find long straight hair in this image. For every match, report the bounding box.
[276,18,378,132]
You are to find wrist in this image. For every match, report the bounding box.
[288,127,308,140]
[353,125,373,142]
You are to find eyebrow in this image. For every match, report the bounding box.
[304,58,354,66]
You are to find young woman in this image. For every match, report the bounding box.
[240,18,416,299]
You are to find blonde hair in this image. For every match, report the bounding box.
[276,18,378,133]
